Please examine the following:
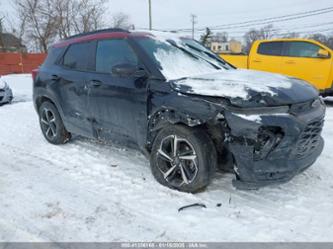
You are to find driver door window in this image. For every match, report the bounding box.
[95,39,138,73]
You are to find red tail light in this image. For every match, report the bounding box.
[32,69,39,81]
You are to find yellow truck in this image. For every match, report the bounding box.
[221,39,333,96]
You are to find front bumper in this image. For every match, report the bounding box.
[224,100,326,190]
[0,87,13,104]
[320,83,333,97]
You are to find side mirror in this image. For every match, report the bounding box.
[112,64,147,78]
[317,49,330,59]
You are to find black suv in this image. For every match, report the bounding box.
[33,29,325,192]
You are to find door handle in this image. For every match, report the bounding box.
[89,80,102,87]
[51,74,60,81]
[252,60,262,63]
[285,60,296,64]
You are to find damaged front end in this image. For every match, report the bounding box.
[158,68,326,190]
[223,98,325,190]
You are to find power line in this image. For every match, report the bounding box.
[138,5,333,40]
[197,0,320,18]
[208,10,333,31]
[178,22,333,35]
[163,6,333,32]
[205,6,333,30]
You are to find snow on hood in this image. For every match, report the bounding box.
[171,69,317,101]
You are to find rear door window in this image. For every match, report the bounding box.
[95,39,138,73]
[284,41,322,58]
[257,42,283,56]
[63,42,93,71]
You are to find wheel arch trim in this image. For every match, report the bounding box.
[34,89,66,126]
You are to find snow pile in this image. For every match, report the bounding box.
[0,74,333,242]
[1,74,33,102]
[173,69,295,99]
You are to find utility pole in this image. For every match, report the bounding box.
[0,17,4,51]
[191,14,197,39]
[148,0,152,30]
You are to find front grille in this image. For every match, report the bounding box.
[295,118,324,158]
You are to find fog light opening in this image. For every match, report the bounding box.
[253,126,284,161]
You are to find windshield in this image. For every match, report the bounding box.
[135,37,226,80]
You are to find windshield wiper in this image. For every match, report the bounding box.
[167,40,222,70]
[186,44,227,64]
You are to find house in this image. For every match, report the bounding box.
[0,33,27,53]
[210,39,242,54]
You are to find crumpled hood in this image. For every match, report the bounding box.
[171,69,319,106]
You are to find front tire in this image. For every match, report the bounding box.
[38,101,71,145]
[150,125,217,193]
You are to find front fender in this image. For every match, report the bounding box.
[147,90,221,145]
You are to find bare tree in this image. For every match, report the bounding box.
[0,3,24,42]
[283,32,300,38]
[307,33,328,44]
[243,29,261,53]
[215,32,229,42]
[71,0,106,34]
[326,36,333,50]
[260,24,275,39]
[111,12,131,29]
[243,25,276,53]
[307,33,333,50]
[15,0,108,51]
[53,0,74,39]
[15,0,59,52]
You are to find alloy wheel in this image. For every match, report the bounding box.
[156,135,198,187]
[40,108,57,140]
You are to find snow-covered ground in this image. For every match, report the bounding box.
[0,74,333,242]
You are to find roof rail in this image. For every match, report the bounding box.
[64,28,130,40]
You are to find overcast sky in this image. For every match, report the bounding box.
[1,0,332,39]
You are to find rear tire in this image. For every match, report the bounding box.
[38,101,71,145]
[150,125,217,193]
